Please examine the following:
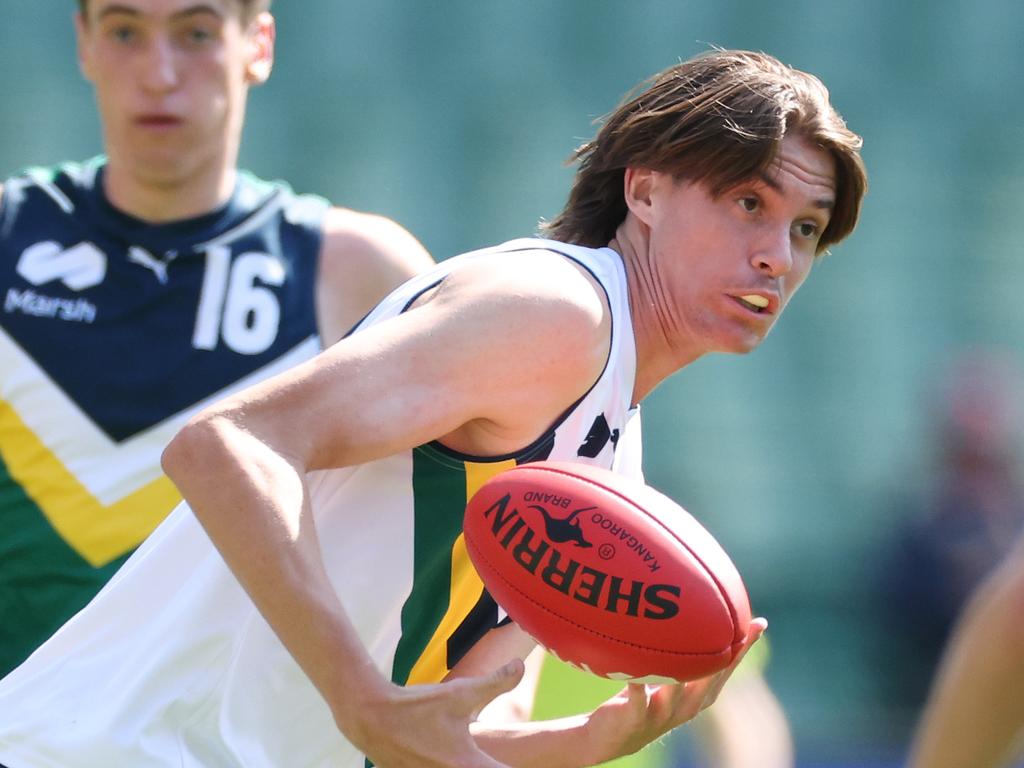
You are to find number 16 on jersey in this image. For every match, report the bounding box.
[192,245,286,355]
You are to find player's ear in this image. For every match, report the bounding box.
[244,12,275,85]
[623,167,659,227]
[74,10,97,83]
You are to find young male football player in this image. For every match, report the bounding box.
[0,0,432,676]
[0,49,867,768]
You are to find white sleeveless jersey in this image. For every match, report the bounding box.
[0,238,641,768]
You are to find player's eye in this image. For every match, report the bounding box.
[738,196,760,213]
[108,24,138,44]
[794,221,819,239]
[178,25,216,47]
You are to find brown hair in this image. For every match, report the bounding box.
[77,0,272,23]
[543,49,867,254]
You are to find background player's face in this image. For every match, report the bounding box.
[75,0,273,188]
[634,133,835,357]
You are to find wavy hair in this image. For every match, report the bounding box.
[543,50,867,254]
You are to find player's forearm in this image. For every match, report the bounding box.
[472,714,608,768]
[161,413,387,731]
[907,549,1024,768]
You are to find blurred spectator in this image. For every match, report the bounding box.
[878,349,1024,714]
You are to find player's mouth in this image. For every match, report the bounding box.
[135,114,184,129]
[730,292,777,315]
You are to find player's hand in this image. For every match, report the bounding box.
[343,658,525,768]
[586,617,769,760]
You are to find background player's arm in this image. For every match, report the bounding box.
[692,658,795,768]
[162,252,610,767]
[907,534,1024,768]
[315,207,434,346]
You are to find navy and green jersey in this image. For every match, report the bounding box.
[0,239,642,768]
[0,158,328,675]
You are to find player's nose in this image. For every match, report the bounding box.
[140,36,180,92]
[750,226,793,277]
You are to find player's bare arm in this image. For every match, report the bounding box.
[315,207,434,346]
[161,250,611,766]
[444,623,539,686]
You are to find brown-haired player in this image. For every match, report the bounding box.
[0,49,866,768]
[0,0,432,678]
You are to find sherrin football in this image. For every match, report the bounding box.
[463,461,752,683]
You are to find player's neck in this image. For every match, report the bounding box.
[101,162,237,224]
[609,220,705,405]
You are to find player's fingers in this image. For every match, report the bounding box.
[698,617,769,706]
[460,658,525,719]
[629,616,768,733]
[641,681,702,727]
[745,617,768,647]
[640,679,704,727]
[626,682,650,701]
[725,617,767,675]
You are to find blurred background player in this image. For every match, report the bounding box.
[906,531,1024,768]
[877,351,1024,721]
[0,0,432,675]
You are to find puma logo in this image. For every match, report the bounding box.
[530,504,595,548]
[128,246,178,284]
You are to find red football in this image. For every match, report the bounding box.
[463,461,752,682]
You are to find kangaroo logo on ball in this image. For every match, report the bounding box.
[531,504,595,548]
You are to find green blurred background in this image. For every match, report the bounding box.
[5,2,1024,766]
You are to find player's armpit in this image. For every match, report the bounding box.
[316,207,434,346]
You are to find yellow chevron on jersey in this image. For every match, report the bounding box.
[405,458,517,685]
[0,329,320,566]
[0,399,179,567]
[0,159,330,678]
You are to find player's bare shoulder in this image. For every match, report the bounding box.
[316,206,434,345]
[407,247,615,456]
[435,247,612,375]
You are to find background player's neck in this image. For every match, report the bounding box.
[101,160,237,224]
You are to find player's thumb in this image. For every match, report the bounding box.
[464,658,525,715]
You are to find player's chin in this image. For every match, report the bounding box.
[715,327,770,355]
